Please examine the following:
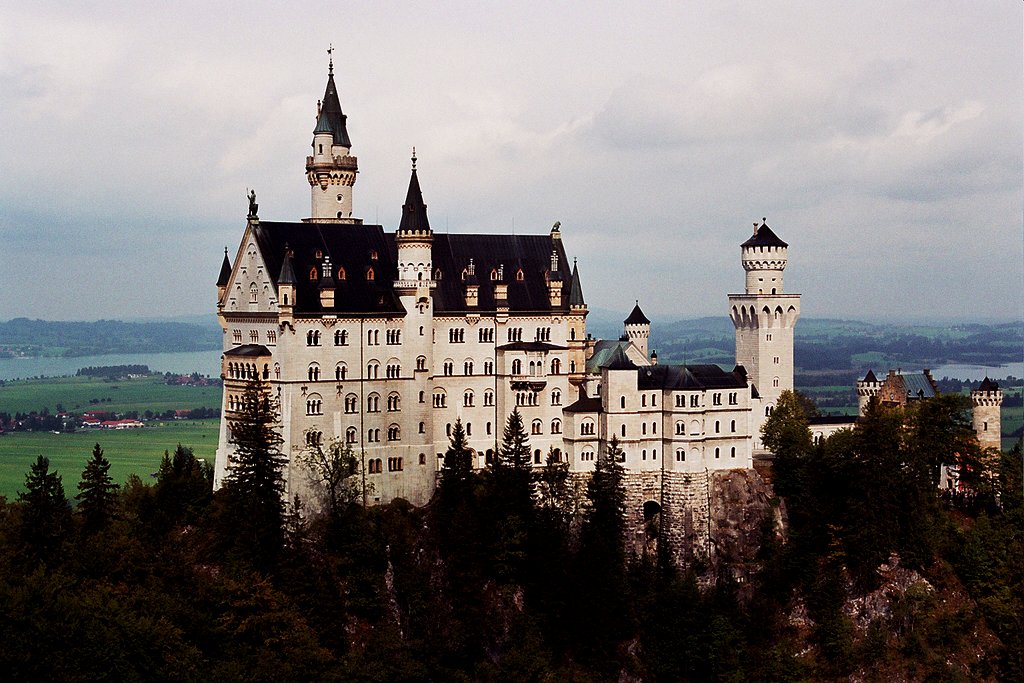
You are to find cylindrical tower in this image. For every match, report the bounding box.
[623,301,650,360]
[305,57,359,223]
[971,377,1003,451]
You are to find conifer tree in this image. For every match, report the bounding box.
[18,455,72,565]
[221,379,287,571]
[76,443,119,533]
[485,408,535,583]
[439,418,474,503]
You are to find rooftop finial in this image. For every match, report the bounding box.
[327,44,334,75]
[411,146,417,171]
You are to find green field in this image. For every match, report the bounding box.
[0,375,221,415]
[0,420,219,500]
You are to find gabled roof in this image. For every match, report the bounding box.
[277,248,297,285]
[899,372,937,399]
[603,345,637,370]
[978,377,999,392]
[624,301,650,325]
[568,259,585,307]
[398,166,431,233]
[741,221,788,248]
[315,66,351,147]
[217,248,232,286]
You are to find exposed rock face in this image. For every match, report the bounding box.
[616,468,779,578]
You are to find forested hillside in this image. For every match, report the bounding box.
[0,318,220,357]
[0,383,1019,681]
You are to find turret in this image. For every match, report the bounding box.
[394,149,433,288]
[216,247,232,306]
[623,301,650,359]
[741,218,788,295]
[277,246,297,318]
[857,369,880,415]
[305,54,359,223]
[971,377,1003,450]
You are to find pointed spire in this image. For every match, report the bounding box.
[278,245,297,285]
[398,149,431,233]
[625,300,650,325]
[314,50,351,148]
[217,247,232,286]
[568,258,585,307]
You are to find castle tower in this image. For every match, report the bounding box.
[624,301,651,359]
[728,220,801,423]
[971,377,1003,451]
[856,369,881,415]
[395,150,433,285]
[305,53,359,223]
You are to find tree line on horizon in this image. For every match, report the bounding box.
[0,380,1020,681]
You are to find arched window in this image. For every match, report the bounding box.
[309,267,318,281]
[532,419,543,435]
[715,447,720,459]
[336,364,347,381]
[730,420,736,432]
[387,393,401,411]
[305,394,323,415]
[512,359,522,375]
[366,267,375,281]
[367,394,380,412]
[620,396,626,409]
[551,419,561,434]
[464,360,474,375]
[419,421,425,434]
[344,393,358,413]
[550,358,560,375]
[306,330,321,346]
[551,390,561,406]
[416,356,427,371]
[464,390,474,407]
[484,390,494,406]
[387,425,401,441]
[346,427,357,443]
[307,363,320,382]
[249,283,258,303]
[335,329,348,346]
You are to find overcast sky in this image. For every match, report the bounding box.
[1,1,1020,323]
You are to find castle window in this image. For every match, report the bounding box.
[307,330,321,346]
[516,268,524,281]
[249,283,258,303]
[336,364,347,381]
[512,359,522,375]
[642,395,647,407]
[416,356,427,371]
[449,328,465,343]
[250,330,259,343]
[676,449,685,462]
[532,419,543,435]
[367,429,380,443]
[367,394,379,412]
[551,419,561,434]
[233,329,242,344]
[366,267,375,281]
[387,393,401,412]
[386,363,400,379]
[368,330,379,345]
[728,392,737,405]
[387,425,401,442]
[337,266,345,280]
[642,449,647,460]
[464,361,474,375]
[307,363,320,382]
[690,395,699,408]
[306,395,323,415]
[676,421,684,435]
[621,424,626,437]
[433,391,447,408]
[490,268,498,281]
[309,267,318,281]
[713,393,722,406]
[346,427,357,444]
[484,360,494,375]
[715,421,720,433]
[620,396,626,409]
[652,422,657,434]
[419,422,425,433]
[386,329,401,344]
[335,330,348,345]
[652,394,657,407]
[551,390,561,406]
[443,361,454,376]
[774,356,780,365]
[715,447,720,459]
[731,447,736,458]
[484,390,494,406]
[570,360,576,373]
[268,330,277,344]
[479,328,494,343]
[345,394,357,413]
[642,423,647,435]
[731,420,736,432]
[581,420,595,436]
[464,391,474,407]
[772,377,780,388]
[419,453,426,465]
[534,449,542,464]
[766,333,772,341]
[369,250,378,260]
[446,423,452,437]
[550,358,560,375]
[367,362,379,379]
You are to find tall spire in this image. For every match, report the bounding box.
[568,258,585,307]
[398,149,431,233]
[217,247,232,287]
[314,49,351,148]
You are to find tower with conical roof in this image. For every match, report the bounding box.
[728,220,801,445]
[305,52,359,223]
[623,301,651,359]
[971,377,1003,450]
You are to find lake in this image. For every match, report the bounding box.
[930,362,1023,382]
[0,350,221,381]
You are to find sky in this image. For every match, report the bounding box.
[1,1,1021,323]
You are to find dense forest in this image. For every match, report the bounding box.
[0,382,1020,681]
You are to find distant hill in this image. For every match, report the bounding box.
[0,318,221,358]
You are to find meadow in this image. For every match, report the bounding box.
[0,375,221,415]
[0,419,218,499]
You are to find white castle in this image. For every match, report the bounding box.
[213,61,999,521]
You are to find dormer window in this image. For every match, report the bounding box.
[461,269,467,281]
[516,268,524,281]
[366,267,375,281]
[490,268,498,281]
[309,267,318,281]
[369,249,378,260]
[337,266,345,281]
[434,269,442,280]
[315,249,323,259]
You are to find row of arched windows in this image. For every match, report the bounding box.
[226,362,268,380]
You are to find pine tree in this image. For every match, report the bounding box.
[438,418,474,505]
[221,379,287,571]
[18,455,72,565]
[76,443,119,533]
[484,408,535,583]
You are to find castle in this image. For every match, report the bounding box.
[213,61,1000,545]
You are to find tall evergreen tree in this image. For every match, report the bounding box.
[152,444,213,534]
[220,379,287,571]
[76,443,119,533]
[18,455,72,565]
[438,418,474,506]
[485,408,535,583]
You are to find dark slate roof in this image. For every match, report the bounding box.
[978,377,999,391]
[398,167,431,233]
[315,69,351,147]
[224,344,271,357]
[603,345,637,370]
[741,221,788,248]
[636,364,748,391]
[563,396,602,413]
[217,249,232,286]
[862,369,877,383]
[431,233,572,314]
[624,302,650,325]
[568,259,585,307]
[252,221,405,315]
[496,341,567,352]
[251,222,575,316]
